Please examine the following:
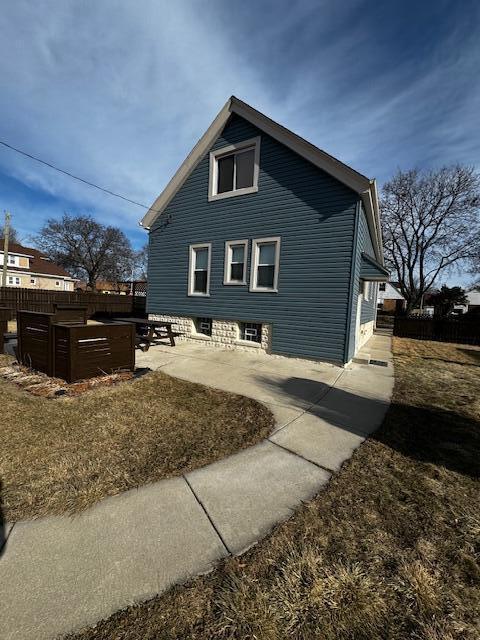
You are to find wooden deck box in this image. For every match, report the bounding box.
[16,310,135,382]
[53,323,135,383]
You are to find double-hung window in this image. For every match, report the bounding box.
[224,240,248,285]
[7,276,21,287]
[250,237,281,292]
[188,243,211,296]
[209,137,260,201]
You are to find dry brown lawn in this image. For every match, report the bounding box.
[0,354,273,521]
[67,338,480,640]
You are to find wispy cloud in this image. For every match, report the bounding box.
[0,0,478,246]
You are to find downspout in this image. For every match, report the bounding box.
[343,200,361,364]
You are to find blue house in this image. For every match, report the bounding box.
[141,97,388,365]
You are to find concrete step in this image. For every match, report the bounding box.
[352,352,370,365]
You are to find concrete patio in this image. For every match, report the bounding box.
[0,334,394,640]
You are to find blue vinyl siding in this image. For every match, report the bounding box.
[359,209,377,324]
[147,114,359,363]
[346,204,378,360]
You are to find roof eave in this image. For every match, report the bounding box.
[360,181,383,265]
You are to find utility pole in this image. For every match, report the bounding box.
[2,211,11,287]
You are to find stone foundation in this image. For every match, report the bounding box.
[149,314,272,352]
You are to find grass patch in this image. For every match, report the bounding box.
[67,338,480,640]
[0,357,274,521]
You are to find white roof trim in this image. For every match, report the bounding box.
[0,250,35,259]
[4,269,75,280]
[141,96,383,262]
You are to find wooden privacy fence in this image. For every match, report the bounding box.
[394,316,480,345]
[0,306,11,354]
[376,312,395,330]
[17,310,135,383]
[0,287,135,318]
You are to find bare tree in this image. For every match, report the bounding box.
[34,214,133,289]
[381,166,480,313]
[133,244,148,280]
[1,224,20,244]
[468,255,480,287]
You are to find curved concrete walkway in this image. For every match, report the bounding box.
[0,334,394,640]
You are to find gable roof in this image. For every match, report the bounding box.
[140,96,383,262]
[385,282,405,299]
[1,241,73,278]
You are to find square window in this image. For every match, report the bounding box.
[209,137,260,201]
[241,322,262,343]
[224,240,248,285]
[7,276,21,286]
[195,317,212,336]
[30,277,37,285]
[188,244,211,296]
[55,280,61,287]
[379,283,386,291]
[250,237,280,292]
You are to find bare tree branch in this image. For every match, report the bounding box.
[381,165,480,313]
[33,214,134,289]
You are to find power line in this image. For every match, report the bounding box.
[0,138,153,212]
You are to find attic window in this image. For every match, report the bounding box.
[209,137,260,201]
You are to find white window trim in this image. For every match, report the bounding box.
[30,277,37,285]
[223,239,248,285]
[7,275,21,287]
[208,136,261,201]
[55,280,61,287]
[188,243,212,297]
[1,254,19,267]
[249,236,281,293]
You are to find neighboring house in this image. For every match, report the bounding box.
[0,242,75,291]
[466,289,480,311]
[377,281,406,313]
[141,96,388,365]
[453,288,480,315]
[75,280,131,295]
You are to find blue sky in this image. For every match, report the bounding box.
[0,0,479,265]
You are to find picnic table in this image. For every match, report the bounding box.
[112,317,182,351]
